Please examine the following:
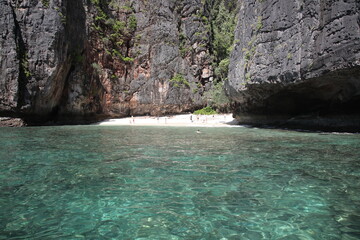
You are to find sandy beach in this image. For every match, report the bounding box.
[95,114,239,127]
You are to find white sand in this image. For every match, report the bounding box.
[95,114,239,127]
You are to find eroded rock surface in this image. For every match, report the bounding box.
[0,0,212,124]
[0,117,26,127]
[0,0,84,123]
[95,0,212,117]
[227,0,360,130]
[2,0,359,130]
[0,0,20,112]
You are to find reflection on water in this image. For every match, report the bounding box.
[0,126,360,239]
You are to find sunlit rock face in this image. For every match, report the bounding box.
[0,0,212,124]
[226,0,360,130]
[78,0,213,119]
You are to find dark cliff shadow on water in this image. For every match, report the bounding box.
[234,117,360,134]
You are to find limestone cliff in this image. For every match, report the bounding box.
[0,0,85,123]
[0,0,213,124]
[2,0,359,130]
[226,0,360,130]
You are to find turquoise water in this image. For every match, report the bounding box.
[0,126,360,240]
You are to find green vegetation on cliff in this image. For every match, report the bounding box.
[203,0,238,111]
[173,0,238,113]
[90,0,136,64]
[210,0,238,65]
[169,74,190,88]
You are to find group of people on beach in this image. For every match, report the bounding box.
[190,114,215,124]
[126,113,228,125]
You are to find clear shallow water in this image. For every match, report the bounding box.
[0,126,360,240]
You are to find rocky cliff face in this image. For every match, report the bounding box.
[2,0,359,129]
[0,0,213,124]
[227,0,360,130]
[0,0,84,122]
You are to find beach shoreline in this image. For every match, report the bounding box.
[95,114,239,127]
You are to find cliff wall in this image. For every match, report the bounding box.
[0,0,213,124]
[2,0,360,129]
[226,0,360,130]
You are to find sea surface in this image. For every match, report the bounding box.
[0,126,360,240]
